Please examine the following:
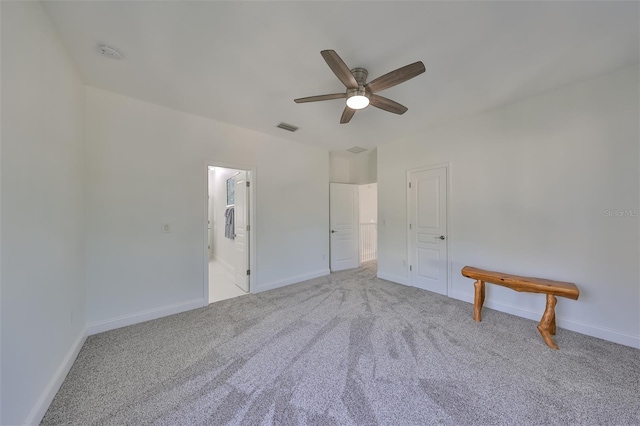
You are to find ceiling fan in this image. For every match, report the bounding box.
[294,50,425,124]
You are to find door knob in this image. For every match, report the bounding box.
[434,235,445,240]
[331,230,337,233]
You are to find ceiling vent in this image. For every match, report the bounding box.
[276,122,299,132]
[347,146,367,154]
[98,44,123,60]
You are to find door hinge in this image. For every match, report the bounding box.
[246,225,250,231]
[246,269,250,276]
[409,265,412,271]
[409,223,412,230]
[409,182,412,188]
[246,181,250,187]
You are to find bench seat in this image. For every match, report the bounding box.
[461,266,579,349]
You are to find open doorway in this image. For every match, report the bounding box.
[329,182,378,271]
[359,183,377,263]
[328,148,377,272]
[207,164,254,303]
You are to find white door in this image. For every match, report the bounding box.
[234,171,249,292]
[408,167,448,295]
[330,183,359,271]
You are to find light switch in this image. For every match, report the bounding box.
[162,223,171,233]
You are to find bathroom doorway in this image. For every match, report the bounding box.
[207,164,255,303]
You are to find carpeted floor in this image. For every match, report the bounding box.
[42,262,639,425]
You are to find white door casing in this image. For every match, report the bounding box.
[408,166,448,295]
[330,183,359,271]
[234,171,249,292]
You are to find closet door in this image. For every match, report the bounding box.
[408,166,448,295]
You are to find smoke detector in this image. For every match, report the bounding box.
[98,44,123,60]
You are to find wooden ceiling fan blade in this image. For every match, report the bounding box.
[294,93,346,103]
[321,50,358,89]
[340,106,356,124]
[369,95,408,114]
[366,61,425,93]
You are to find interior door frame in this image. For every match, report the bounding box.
[204,160,257,304]
[406,162,452,296]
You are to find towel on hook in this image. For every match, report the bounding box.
[224,207,235,239]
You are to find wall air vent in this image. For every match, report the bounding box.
[276,122,299,132]
[347,146,367,154]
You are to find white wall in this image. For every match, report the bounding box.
[1,2,86,424]
[378,65,640,348]
[329,154,351,183]
[351,149,377,185]
[368,148,378,183]
[85,87,330,329]
[330,149,377,184]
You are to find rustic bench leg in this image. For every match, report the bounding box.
[473,280,485,322]
[538,294,559,349]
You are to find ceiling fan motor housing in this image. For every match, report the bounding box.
[346,87,370,101]
[351,68,368,85]
[346,68,370,109]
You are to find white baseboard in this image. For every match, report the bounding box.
[86,298,206,336]
[212,255,235,274]
[450,290,640,349]
[558,317,640,349]
[377,271,409,286]
[255,269,330,293]
[24,328,87,426]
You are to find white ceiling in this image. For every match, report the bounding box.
[42,1,639,152]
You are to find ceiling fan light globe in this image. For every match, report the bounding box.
[346,95,369,110]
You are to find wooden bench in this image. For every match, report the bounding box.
[461,266,579,349]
